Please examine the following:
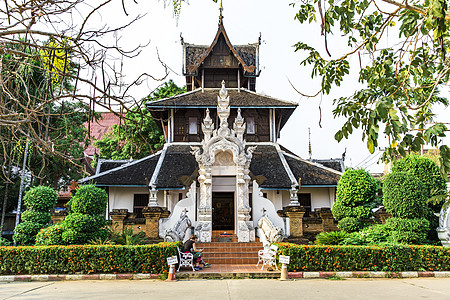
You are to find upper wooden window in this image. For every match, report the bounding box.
[189,117,198,134]
[246,117,255,134]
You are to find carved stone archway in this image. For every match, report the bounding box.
[192,81,255,242]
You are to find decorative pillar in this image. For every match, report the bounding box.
[110,209,128,233]
[283,206,306,238]
[196,165,213,242]
[142,206,168,242]
[317,208,335,232]
[51,210,68,224]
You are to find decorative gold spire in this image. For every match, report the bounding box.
[219,0,224,25]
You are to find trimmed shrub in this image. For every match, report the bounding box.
[35,223,65,246]
[13,222,46,245]
[335,169,378,206]
[384,217,430,245]
[382,172,428,218]
[23,186,58,211]
[315,231,348,245]
[64,213,106,233]
[38,185,108,245]
[392,155,447,199]
[13,186,57,245]
[69,184,107,215]
[341,224,390,246]
[0,242,179,275]
[337,217,362,233]
[332,169,377,231]
[20,211,51,225]
[331,201,372,221]
[277,243,450,272]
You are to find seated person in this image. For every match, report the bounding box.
[182,234,210,270]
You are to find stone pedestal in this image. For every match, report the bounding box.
[110,209,128,232]
[284,206,306,238]
[51,210,68,224]
[317,208,335,232]
[143,206,168,242]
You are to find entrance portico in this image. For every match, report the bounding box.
[192,81,255,243]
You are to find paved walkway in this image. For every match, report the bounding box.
[2,278,450,299]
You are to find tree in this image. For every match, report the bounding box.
[95,80,186,161]
[332,168,378,232]
[292,0,450,174]
[0,1,170,185]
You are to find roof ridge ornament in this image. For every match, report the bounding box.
[219,0,224,25]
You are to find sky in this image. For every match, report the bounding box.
[89,0,450,173]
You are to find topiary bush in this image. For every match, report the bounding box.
[335,169,378,206]
[13,186,57,245]
[35,223,65,246]
[20,211,51,224]
[337,217,362,233]
[384,217,430,245]
[37,185,109,245]
[23,186,58,212]
[382,172,428,218]
[392,155,447,199]
[391,155,446,243]
[332,169,377,230]
[69,184,108,215]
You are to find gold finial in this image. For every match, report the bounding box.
[219,0,224,25]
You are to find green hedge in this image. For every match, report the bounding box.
[277,243,450,272]
[0,242,179,275]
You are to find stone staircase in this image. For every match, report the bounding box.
[197,230,263,265]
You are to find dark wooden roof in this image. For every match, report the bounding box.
[182,20,259,76]
[154,144,198,189]
[97,160,129,174]
[146,89,297,109]
[79,154,160,186]
[312,159,345,173]
[80,144,341,189]
[249,144,293,189]
[286,155,342,186]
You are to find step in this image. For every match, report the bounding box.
[196,241,263,264]
[203,257,259,265]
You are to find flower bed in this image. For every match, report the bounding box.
[0,242,179,275]
[277,243,450,272]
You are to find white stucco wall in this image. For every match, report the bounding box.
[266,187,336,213]
[300,187,335,211]
[108,186,163,218]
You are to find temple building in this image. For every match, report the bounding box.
[79,10,343,244]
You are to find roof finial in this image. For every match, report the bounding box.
[219,0,224,25]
